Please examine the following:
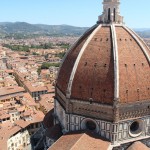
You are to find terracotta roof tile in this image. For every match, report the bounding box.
[43,109,54,128]
[116,26,150,103]
[127,141,150,150]
[56,24,150,109]
[49,132,111,150]
[56,26,97,95]
[71,26,114,104]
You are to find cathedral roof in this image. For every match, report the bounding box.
[127,141,150,150]
[48,132,111,150]
[55,0,150,122]
[56,24,150,105]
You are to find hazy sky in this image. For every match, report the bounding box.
[0,0,149,28]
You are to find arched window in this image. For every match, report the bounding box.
[108,8,111,21]
[114,8,116,22]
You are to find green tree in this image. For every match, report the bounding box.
[55,52,66,59]
[41,62,60,69]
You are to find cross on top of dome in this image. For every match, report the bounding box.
[98,0,123,24]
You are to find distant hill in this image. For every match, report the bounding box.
[134,29,150,38]
[0,22,149,39]
[0,22,89,38]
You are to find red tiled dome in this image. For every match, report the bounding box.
[56,24,150,106]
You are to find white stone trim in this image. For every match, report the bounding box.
[56,24,98,82]
[114,135,150,147]
[66,24,102,98]
[111,24,119,100]
[108,145,113,150]
[123,26,150,64]
[126,27,150,51]
[101,23,123,27]
[56,87,66,101]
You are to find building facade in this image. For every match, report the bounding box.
[53,0,150,149]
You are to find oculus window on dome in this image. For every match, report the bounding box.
[86,120,97,131]
[129,120,143,138]
[81,119,99,133]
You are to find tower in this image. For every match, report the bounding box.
[98,0,123,23]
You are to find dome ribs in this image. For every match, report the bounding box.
[56,25,97,95]
[111,24,119,101]
[116,26,150,104]
[56,24,150,113]
[124,26,150,64]
[126,27,150,58]
[70,26,114,104]
[66,25,102,99]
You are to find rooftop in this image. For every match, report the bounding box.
[24,81,47,92]
[0,86,25,97]
[127,141,150,150]
[49,132,111,150]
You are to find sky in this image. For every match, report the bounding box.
[0,0,150,28]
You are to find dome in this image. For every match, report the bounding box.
[55,0,150,123]
[56,24,150,105]
[51,0,150,148]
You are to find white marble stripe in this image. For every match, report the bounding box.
[66,24,102,98]
[124,26,150,64]
[111,24,119,100]
[56,24,98,82]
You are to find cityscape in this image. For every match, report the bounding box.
[0,0,150,150]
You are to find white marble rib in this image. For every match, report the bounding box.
[124,26,150,64]
[111,24,119,100]
[56,24,98,82]
[66,24,102,98]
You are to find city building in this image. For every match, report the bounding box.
[49,66,59,84]
[23,81,48,101]
[14,71,48,101]
[39,94,54,115]
[0,90,45,150]
[0,122,31,150]
[33,0,150,149]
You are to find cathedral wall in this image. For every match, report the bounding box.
[69,100,114,121]
[66,114,113,140]
[55,100,66,131]
[55,99,150,145]
[117,117,150,143]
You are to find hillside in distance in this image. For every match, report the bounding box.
[135,29,150,38]
[0,22,149,39]
[0,22,88,38]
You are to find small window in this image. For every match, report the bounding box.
[129,120,143,137]
[114,8,116,21]
[108,8,111,21]
[130,121,139,133]
[86,121,96,131]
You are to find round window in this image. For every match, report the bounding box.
[81,118,99,133]
[130,121,139,133]
[129,120,143,137]
[86,120,96,131]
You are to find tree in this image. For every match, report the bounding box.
[41,62,60,69]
